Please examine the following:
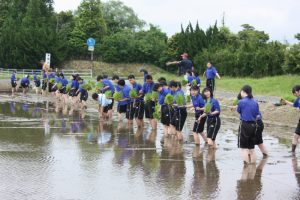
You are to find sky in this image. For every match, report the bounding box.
[54,0,300,43]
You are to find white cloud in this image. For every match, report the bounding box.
[53,0,300,43]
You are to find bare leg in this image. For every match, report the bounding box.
[150,119,157,130]
[249,149,257,164]
[257,143,268,157]
[193,132,200,145]
[200,132,207,143]
[292,134,299,153]
[177,131,183,141]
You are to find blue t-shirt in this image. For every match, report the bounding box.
[10,74,16,82]
[42,72,47,79]
[187,75,195,84]
[237,97,260,122]
[294,97,300,109]
[132,82,143,101]
[48,72,56,79]
[71,80,79,89]
[192,94,205,114]
[206,66,218,80]
[158,88,171,105]
[195,77,201,85]
[55,76,62,83]
[142,82,155,94]
[119,84,131,106]
[61,78,68,86]
[103,79,115,93]
[206,98,221,118]
[21,77,30,85]
[79,82,87,94]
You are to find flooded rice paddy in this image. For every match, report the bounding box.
[0,94,299,200]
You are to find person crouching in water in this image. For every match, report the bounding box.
[68,74,79,114]
[186,86,207,145]
[198,87,221,148]
[20,75,30,96]
[237,85,259,164]
[77,77,88,110]
[92,93,112,119]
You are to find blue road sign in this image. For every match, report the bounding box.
[87,38,96,46]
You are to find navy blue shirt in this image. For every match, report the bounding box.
[61,78,68,86]
[195,77,201,85]
[192,94,205,114]
[48,72,56,79]
[294,97,300,109]
[103,79,115,93]
[21,77,30,85]
[206,66,218,80]
[187,75,195,84]
[132,82,143,101]
[119,84,131,106]
[10,73,16,82]
[237,97,260,122]
[206,98,221,118]
[158,88,171,105]
[71,80,79,89]
[179,59,193,75]
[142,82,155,94]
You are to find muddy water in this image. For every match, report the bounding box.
[0,100,299,200]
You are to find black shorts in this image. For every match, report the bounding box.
[145,101,155,119]
[42,81,47,90]
[80,91,88,101]
[126,102,136,120]
[20,83,29,88]
[206,79,215,93]
[207,116,221,141]
[171,108,187,131]
[103,99,114,113]
[161,104,174,126]
[35,81,41,88]
[134,101,144,120]
[69,88,78,97]
[59,87,67,94]
[255,120,264,145]
[193,113,207,134]
[11,81,17,88]
[118,104,127,114]
[238,121,256,149]
[296,118,300,136]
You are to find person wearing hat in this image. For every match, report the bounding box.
[166,52,194,77]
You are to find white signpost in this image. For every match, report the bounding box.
[45,53,51,67]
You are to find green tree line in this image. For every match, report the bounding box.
[0,0,299,77]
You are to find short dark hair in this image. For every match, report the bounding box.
[128,75,135,79]
[241,85,253,99]
[186,70,192,76]
[208,61,213,65]
[237,93,242,100]
[112,75,119,80]
[158,77,167,83]
[103,75,108,79]
[97,75,103,81]
[145,74,152,80]
[169,80,178,88]
[193,71,199,77]
[118,79,126,86]
[140,69,148,74]
[202,87,213,99]
[92,93,99,100]
[153,83,163,92]
[190,85,199,91]
[292,85,300,94]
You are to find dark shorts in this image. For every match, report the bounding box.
[193,113,207,134]
[103,99,114,113]
[42,81,47,91]
[171,108,187,131]
[11,81,17,88]
[296,118,300,135]
[238,121,256,149]
[69,88,78,97]
[80,91,88,102]
[118,104,127,114]
[134,101,144,120]
[161,104,174,126]
[255,120,264,145]
[20,83,29,88]
[34,81,41,88]
[145,101,155,119]
[59,87,67,94]
[206,79,215,93]
[207,116,221,141]
[126,102,136,120]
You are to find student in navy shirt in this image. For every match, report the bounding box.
[204,61,221,93]
[10,70,17,95]
[186,86,207,145]
[198,87,221,148]
[69,74,79,97]
[193,71,201,87]
[236,85,259,164]
[153,82,172,136]
[20,75,30,95]
[97,75,115,119]
[116,79,131,122]
[140,69,148,83]
[169,80,187,141]
[77,77,88,110]
[33,73,41,94]
[128,75,144,127]
[284,85,300,154]
[47,69,56,93]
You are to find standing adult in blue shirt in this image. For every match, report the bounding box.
[20,75,30,96]
[236,85,259,164]
[10,70,17,96]
[166,53,194,77]
[186,86,207,145]
[204,61,221,94]
[128,75,144,127]
[117,79,131,122]
[153,82,172,136]
[284,85,300,154]
[142,74,156,130]
[198,87,221,148]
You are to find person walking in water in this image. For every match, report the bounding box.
[204,61,221,93]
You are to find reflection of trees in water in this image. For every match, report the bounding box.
[236,159,268,200]
[190,148,220,199]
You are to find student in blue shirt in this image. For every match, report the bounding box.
[92,93,113,119]
[47,69,56,93]
[284,85,300,154]
[169,80,187,141]
[204,61,221,93]
[198,87,221,148]
[77,77,88,111]
[186,86,207,145]
[236,85,259,164]
[128,75,144,127]
[10,70,17,95]
[193,71,201,87]
[97,75,115,119]
[20,75,30,95]
[153,82,172,136]
[142,75,157,130]
[69,74,79,97]
[33,73,41,95]
[117,79,131,122]
[140,69,148,83]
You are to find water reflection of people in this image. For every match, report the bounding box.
[190,148,220,199]
[292,157,300,199]
[236,158,268,200]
